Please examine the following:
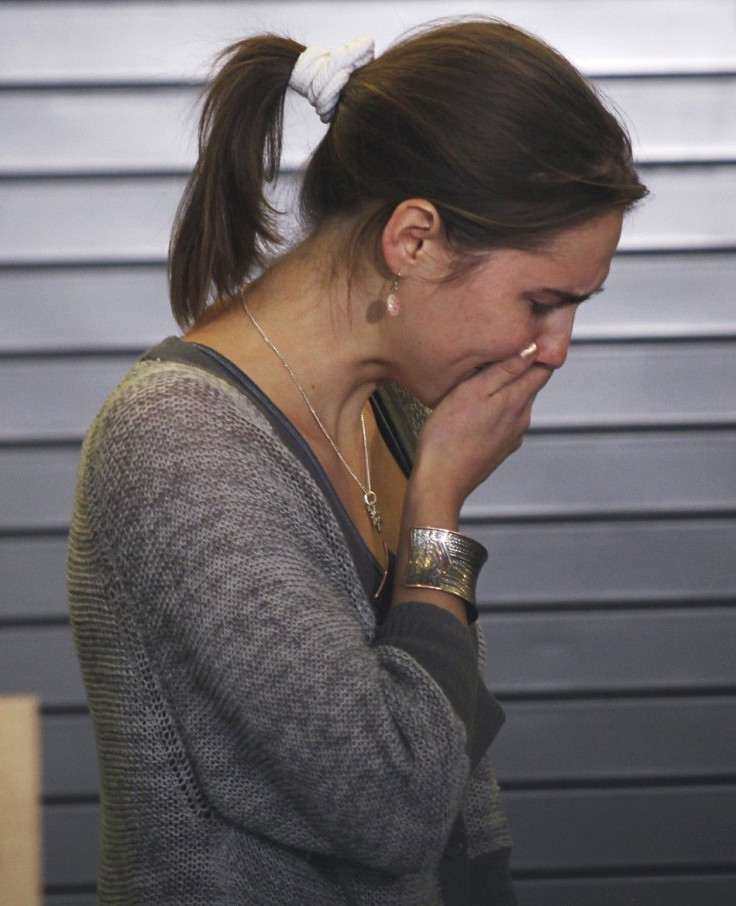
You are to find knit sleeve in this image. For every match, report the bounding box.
[373,602,504,767]
[463,622,517,900]
[80,363,492,877]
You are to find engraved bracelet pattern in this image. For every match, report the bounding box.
[404,527,488,607]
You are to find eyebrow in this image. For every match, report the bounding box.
[538,286,606,305]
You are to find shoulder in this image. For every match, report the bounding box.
[78,356,297,511]
[88,356,272,448]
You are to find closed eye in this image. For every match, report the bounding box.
[531,286,606,310]
[530,300,559,317]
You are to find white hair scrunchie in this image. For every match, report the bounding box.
[289,35,375,123]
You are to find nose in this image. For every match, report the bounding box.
[535,306,577,370]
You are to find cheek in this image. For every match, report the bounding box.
[414,292,531,372]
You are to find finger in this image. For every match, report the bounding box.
[499,365,553,421]
[472,341,541,395]
[475,364,551,439]
[476,362,552,407]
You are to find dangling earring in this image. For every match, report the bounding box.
[386,273,400,317]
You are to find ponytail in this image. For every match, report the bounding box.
[168,36,303,328]
[170,21,647,329]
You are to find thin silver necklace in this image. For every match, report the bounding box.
[241,291,383,533]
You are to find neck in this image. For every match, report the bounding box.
[187,228,391,450]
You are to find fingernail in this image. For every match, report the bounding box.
[520,341,538,360]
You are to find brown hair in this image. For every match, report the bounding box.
[169,20,647,328]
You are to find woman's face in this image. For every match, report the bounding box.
[392,210,624,407]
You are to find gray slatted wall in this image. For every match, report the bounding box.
[1,2,734,903]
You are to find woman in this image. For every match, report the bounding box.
[68,18,646,905]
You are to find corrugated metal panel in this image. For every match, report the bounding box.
[2,347,735,442]
[4,608,735,706]
[515,876,736,906]
[2,1,735,83]
[0,2,733,902]
[2,76,735,174]
[1,166,734,265]
[41,788,736,886]
[1,252,733,353]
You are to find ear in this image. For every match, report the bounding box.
[380,199,446,276]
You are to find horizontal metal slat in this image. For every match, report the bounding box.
[0,536,70,618]
[0,266,176,354]
[0,447,81,531]
[2,76,735,176]
[602,76,736,163]
[507,785,736,872]
[0,87,199,176]
[45,802,99,888]
[573,251,736,341]
[0,87,318,175]
[42,784,736,886]
[3,607,734,708]
[0,625,86,708]
[4,519,736,618]
[43,712,98,798]
[496,697,736,783]
[2,1,735,86]
[625,164,736,250]
[473,518,736,605]
[39,697,736,799]
[481,607,736,695]
[0,167,734,265]
[47,897,95,906]
[2,344,735,444]
[3,430,735,532]
[515,875,736,906]
[46,896,96,906]
[532,341,736,428]
[0,356,136,443]
[0,252,734,353]
[0,176,188,266]
[465,430,736,518]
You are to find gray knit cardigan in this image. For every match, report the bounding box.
[68,338,515,905]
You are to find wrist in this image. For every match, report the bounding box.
[392,521,487,625]
[402,475,461,534]
[403,527,486,623]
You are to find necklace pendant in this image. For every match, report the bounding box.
[364,491,383,533]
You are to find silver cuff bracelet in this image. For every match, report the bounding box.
[404,527,488,608]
